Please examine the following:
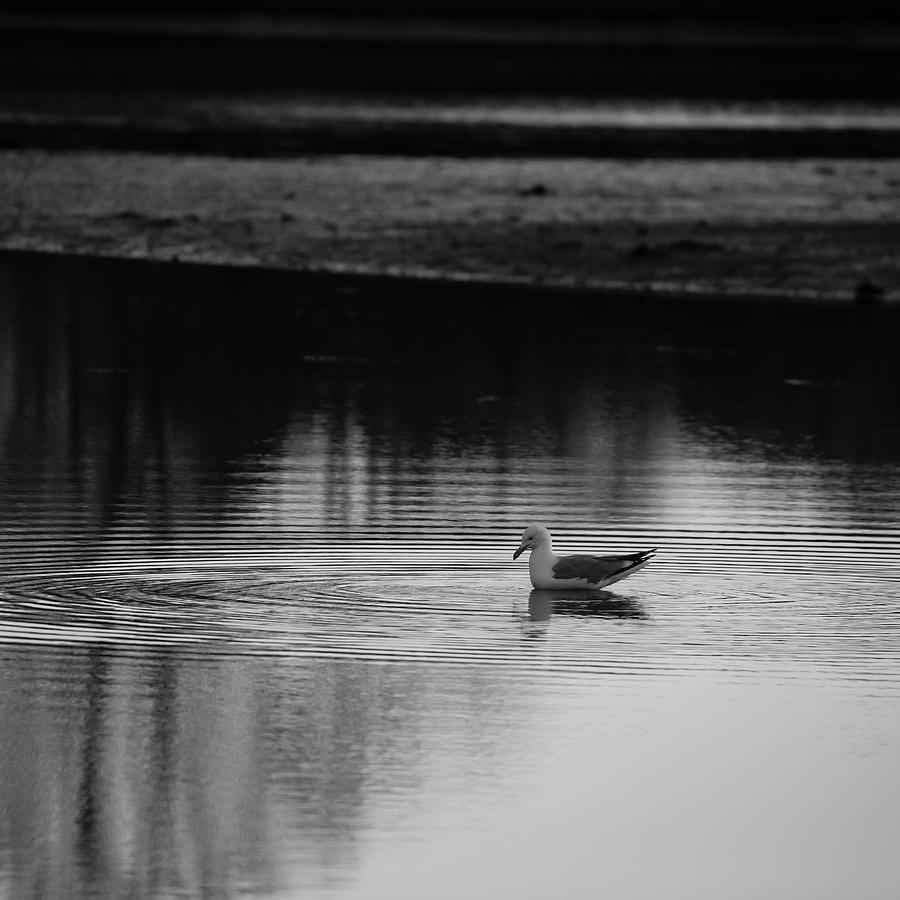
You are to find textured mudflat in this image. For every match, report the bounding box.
[2,149,898,301]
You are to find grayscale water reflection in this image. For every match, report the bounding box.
[1,252,899,900]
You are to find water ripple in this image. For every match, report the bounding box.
[1,530,898,686]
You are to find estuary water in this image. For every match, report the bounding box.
[1,251,899,900]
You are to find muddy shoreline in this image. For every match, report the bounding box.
[2,149,898,303]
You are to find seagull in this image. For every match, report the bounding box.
[513,524,656,590]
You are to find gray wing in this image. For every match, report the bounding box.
[552,550,656,586]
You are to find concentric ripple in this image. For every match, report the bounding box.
[2,526,899,684]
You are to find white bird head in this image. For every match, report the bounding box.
[513,524,551,559]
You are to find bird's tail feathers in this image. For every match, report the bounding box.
[603,550,657,588]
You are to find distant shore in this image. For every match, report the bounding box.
[4,90,900,159]
[2,13,899,304]
[3,12,900,97]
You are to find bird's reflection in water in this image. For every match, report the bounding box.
[527,589,647,623]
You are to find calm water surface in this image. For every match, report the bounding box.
[1,252,899,900]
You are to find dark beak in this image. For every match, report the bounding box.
[513,546,525,560]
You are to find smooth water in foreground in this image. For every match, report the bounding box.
[1,252,899,900]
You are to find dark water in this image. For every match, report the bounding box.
[1,252,899,899]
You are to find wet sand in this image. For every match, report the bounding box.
[2,148,898,302]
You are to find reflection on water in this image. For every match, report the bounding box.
[0,646,539,900]
[1,251,900,899]
[527,589,646,622]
